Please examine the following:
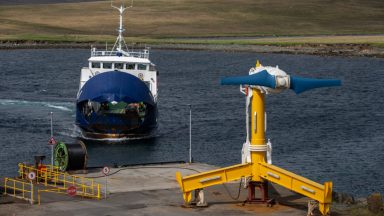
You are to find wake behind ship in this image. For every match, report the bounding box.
[76,3,158,139]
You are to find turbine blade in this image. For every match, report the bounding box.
[221,70,276,88]
[290,76,341,94]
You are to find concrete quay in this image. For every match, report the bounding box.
[0,163,317,216]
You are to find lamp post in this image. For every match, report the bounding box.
[188,104,192,164]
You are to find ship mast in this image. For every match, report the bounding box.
[111,0,133,52]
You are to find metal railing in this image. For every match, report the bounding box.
[91,49,150,59]
[37,188,65,205]
[18,163,101,200]
[18,163,59,185]
[3,178,34,204]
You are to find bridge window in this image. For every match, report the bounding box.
[138,64,147,70]
[103,63,112,69]
[127,63,135,70]
[91,62,100,68]
[115,63,124,69]
[149,64,156,71]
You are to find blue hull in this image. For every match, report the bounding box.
[76,71,157,138]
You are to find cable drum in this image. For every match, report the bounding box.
[54,141,87,171]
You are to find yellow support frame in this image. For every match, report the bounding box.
[176,69,333,215]
[258,162,332,214]
[176,162,332,214]
[176,163,332,215]
[176,163,252,203]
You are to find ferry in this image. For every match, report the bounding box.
[75,2,158,139]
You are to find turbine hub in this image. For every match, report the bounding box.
[249,66,288,94]
[275,75,290,89]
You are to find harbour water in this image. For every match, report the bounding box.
[0,49,383,197]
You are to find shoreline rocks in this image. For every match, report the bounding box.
[0,41,383,58]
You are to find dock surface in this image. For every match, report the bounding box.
[0,163,314,216]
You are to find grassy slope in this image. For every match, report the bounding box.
[0,0,383,45]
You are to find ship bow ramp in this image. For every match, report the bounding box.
[76,71,157,137]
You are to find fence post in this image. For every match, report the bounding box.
[81,177,85,195]
[30,180,34,205]
[92,179,94,195]
[22,182,25,198]
[18,164,22,179]
[97,184,100,199]
[4,178,7,195]
[54,172,57,187]
[105,176,107,199]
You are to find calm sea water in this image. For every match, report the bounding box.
[0,49,383,197]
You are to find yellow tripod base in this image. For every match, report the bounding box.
[176,162,332,215]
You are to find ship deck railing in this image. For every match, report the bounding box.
[91,50,149,59]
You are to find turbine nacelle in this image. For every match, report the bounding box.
[249,65,290,94]
[221,62,341,94]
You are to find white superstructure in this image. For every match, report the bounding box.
[77,1,158,102]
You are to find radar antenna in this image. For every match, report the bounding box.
[111,0,133,52]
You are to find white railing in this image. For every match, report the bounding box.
[91,49,150,59]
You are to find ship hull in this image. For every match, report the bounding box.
[76,71,157,139]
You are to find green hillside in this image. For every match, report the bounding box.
[0,0,383,45]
